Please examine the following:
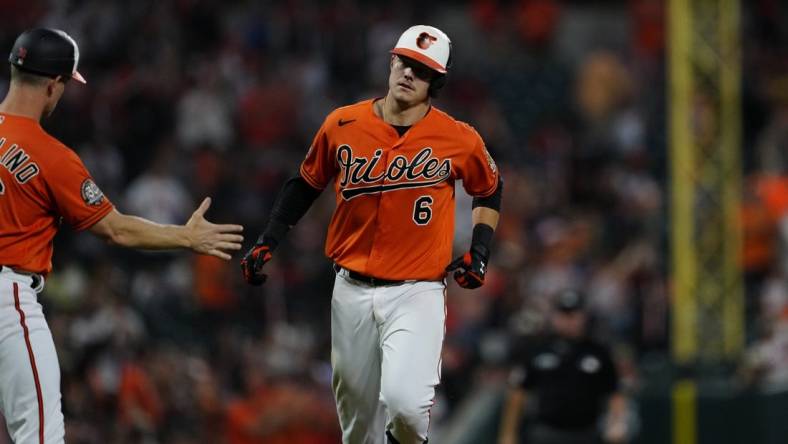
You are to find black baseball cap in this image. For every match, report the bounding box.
[8,28,86,84]
[554,289,585,312]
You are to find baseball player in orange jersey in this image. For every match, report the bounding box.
[241,25,503,444]
[0,28,244,443]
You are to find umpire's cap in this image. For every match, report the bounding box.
[8,28,86,84]
[554,289,585,312]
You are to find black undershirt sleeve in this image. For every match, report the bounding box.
[471,175,503,211]
[260,174,322,249]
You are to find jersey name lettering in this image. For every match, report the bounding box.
[337,145,450,200]
[0,138,41,184]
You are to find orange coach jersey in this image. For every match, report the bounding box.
[300,99,498,281]
[0,113,114,274]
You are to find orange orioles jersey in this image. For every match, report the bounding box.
[0,113,114,274]
[300,99,498,281]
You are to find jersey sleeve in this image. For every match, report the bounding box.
[299,119,336,190]
[46,148,114,231]
[457,128,499,197]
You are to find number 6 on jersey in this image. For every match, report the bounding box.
[413,195,433,225]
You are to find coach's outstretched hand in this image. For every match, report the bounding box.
[186,198,244,260]
[446,244,489,289]
[240,237,274,286]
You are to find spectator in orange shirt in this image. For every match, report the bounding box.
[117,349,164,439]
[225,358,339,444]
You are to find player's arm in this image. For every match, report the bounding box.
[240,174,323,285]
[446,176,503,289]
[601,347,629,443]
[603,391,629,443]
[498,386,527,444]
[89,197,244,260]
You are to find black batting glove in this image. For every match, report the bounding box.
[446,244,489,289]
[240,238,274,286]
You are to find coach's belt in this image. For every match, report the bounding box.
[333,264,405,287]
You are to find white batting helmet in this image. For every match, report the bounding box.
[390,25,451,74]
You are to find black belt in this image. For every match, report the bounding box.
[3,266,43,289]
[333,264,405,286]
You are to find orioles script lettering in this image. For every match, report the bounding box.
[337,145,451,200]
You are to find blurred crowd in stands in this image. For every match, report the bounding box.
[0,0,786,442]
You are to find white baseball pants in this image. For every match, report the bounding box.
[0,268,63,444]
[331,268,446,444]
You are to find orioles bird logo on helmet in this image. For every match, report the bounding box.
[416,32,437,50]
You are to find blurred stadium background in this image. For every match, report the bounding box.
[1,0,787,443]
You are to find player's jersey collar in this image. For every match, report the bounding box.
[368,98,434,134]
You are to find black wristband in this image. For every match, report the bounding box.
[471,223,494,260]
[260,219,290,251]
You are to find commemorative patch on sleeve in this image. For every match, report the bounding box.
[483,145,497,174]
[81,179,105,206]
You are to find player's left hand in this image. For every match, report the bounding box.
[446,244,489,289]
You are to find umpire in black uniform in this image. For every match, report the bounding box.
[498,290,629,444]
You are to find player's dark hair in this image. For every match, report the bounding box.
[10,65,52,87]
[428,74,446,98]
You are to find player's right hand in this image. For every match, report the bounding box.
[186,197,244,260]
[241,238,273,285]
